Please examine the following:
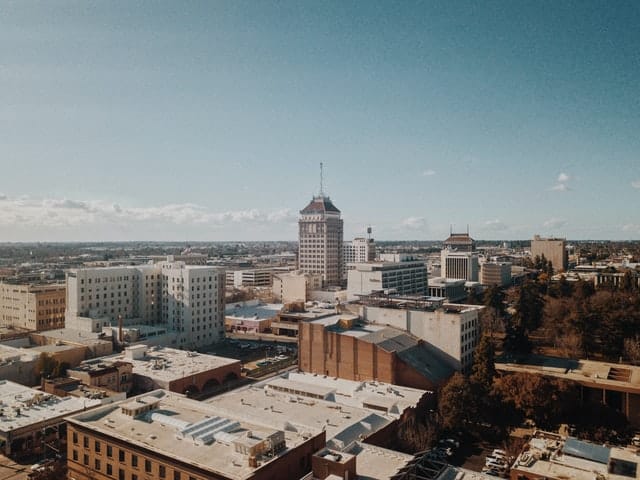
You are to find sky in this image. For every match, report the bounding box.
[1,1,639,242]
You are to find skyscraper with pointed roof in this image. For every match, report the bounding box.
[298,165,343,286]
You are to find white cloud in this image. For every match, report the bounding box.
[622,224,640,233]
[550,172,572,192]
[483,219,507,231]
[400,216,426,229]
[0,196,298,229]
[422,169,436,176]
[631,180,640,189]
[543,217,568,229]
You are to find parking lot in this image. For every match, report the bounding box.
[201,337,297,371]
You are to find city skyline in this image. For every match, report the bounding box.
[2,2,639,242]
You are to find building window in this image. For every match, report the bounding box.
[72,450,78,461]
[95,459,101,470]
[119,449,125,462]
[119,469,125,480]
[159,465,166,478]
[107,464,113,475]
[145,459,152,473]
[83,436,89,448]
[132,475,138,480]
[131,455,138,468]
[174,472,181,480]
[72,432,78,444]
[95,440,101,453]
[107,445,112,457]
[83,454,88,466]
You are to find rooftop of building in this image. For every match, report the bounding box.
[511,430,640,480]
[103,345,240,382]
[300,195,341,214]
[349,260,426,271]
[428,277,467,286]
[495,354,640,393]
[207,371,427,451]
[33,328,113,348]
[66,389,312,480]
[443,233,475,244]
[0,380,101,434]
[225,302,283,320]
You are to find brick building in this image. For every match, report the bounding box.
[66,390,326,480]
[298,315,454,390]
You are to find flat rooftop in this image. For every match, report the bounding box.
[511,431,640,480]
[105,346,239,382]
[35,328,113,348]
[0,380,101,434]
[347,443,414,479]
[225,303,283,320]
[67,390,311,480]
[496,355,640,393]
[207,372,427,451]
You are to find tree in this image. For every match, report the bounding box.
[438,373,475,431]
[624,335,640,365]
[470,335,496,392]
[502,320,532,355]
[514,281,544,332]
[483,285,505,337]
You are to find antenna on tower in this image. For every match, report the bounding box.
[319,162,324,196]
[450,224,453,235]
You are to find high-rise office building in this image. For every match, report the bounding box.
[298,195,343,287]
[440,231,479,281]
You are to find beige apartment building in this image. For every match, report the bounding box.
[531,235,568,272]
[0,282,66,331]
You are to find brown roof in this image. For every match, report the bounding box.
[300,196,341,214]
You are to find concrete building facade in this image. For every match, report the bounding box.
[0,282,66,331]
[480,261,512,286]
[531,235,568,272]
[298,196,344,286]
[347,260,428,301]
[66,259,225,349]
[440,250,479,282]
[343,236,376,279]
[272,271,323,303]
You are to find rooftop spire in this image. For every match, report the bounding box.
[319,162,324,197]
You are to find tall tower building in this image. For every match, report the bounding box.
[298,165,343,286]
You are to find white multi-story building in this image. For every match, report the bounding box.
[347,259,428,301]
[66,259,224,348]
[343,236,376,279]
[440,250,479,282]
[298,195,343,286]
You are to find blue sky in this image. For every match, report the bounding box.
[1,1,639,241]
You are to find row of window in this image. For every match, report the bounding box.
[71,435,199,480]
